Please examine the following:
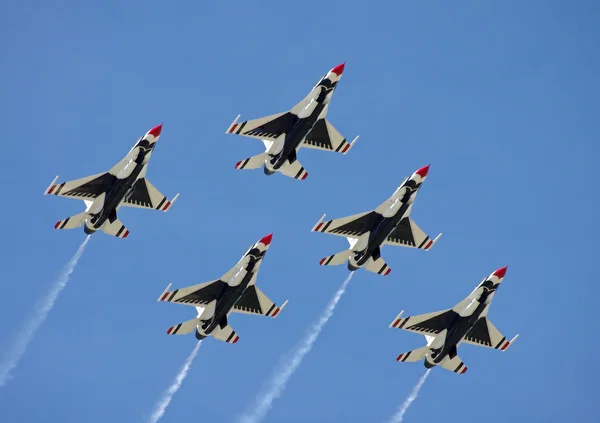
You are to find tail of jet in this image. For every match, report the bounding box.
[233,145,309,181]
[53,211,130,238]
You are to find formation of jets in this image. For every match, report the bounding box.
[43,63,518,375]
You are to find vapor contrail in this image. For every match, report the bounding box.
[238,272,354,423]
[387,369,431,423]
[0,235,91,388]
[148,341,202,423]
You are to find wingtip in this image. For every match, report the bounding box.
[226,114,241,134]
[311,214,327,232]
[415,164,431,178]
[389,310,404,328]
[158,283,172,302]
[493,266,508,279]
[425,233,443,250]
[44,175,60,195]
[148,123,163,137]
[258,233,273,246]
[331,62,346,76]
[502,334,520,351]
[164,193,180,212]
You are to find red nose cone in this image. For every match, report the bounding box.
[492,266,508,279]
[148,124,163,137]
[331,62,346,76]
[259,233,273,246]
[415,164,430,178]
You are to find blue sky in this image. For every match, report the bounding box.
[1,1,598,422]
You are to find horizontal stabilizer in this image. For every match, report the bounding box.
[234,153,267,170]
[100,217,130,238]
[211,323,239,344]
[54,212,87,230]
[440,354,468,375]
[363,255,391,276]
[166,318,198,335]
[396,345,429,363]
[279,158,308,180]
[319,249,351,266]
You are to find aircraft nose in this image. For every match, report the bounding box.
[258,233,273,246]
[148,123,163,137]
[492,266,508,279]
[330,62,346,76]
[414,164,430,178]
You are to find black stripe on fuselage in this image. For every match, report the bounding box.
[355,203,411,266]
[92,164,145,229]
[433,303,487,364]
[203,262,259,335]
[274,102,327,168]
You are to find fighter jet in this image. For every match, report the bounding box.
[310,165,441,275]
[44,124,179,238]
[225,63,358,180]
[389,266,519,374]
[157,234,288,343]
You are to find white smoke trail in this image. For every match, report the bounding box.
[0,235,91,388]
[148,341,202,423]
[387,369,431,423]
[238,272,354,423]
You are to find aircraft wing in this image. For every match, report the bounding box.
[385,217,442,250]
[462,317,518,351]
[302,119,358,154]
[158,280,228,307]
[44,173,116,200]
[226,112,297,142]
[122,178,178,212]
[311,211,381,239]
[232,286,288,318]
[390,309,457,336]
